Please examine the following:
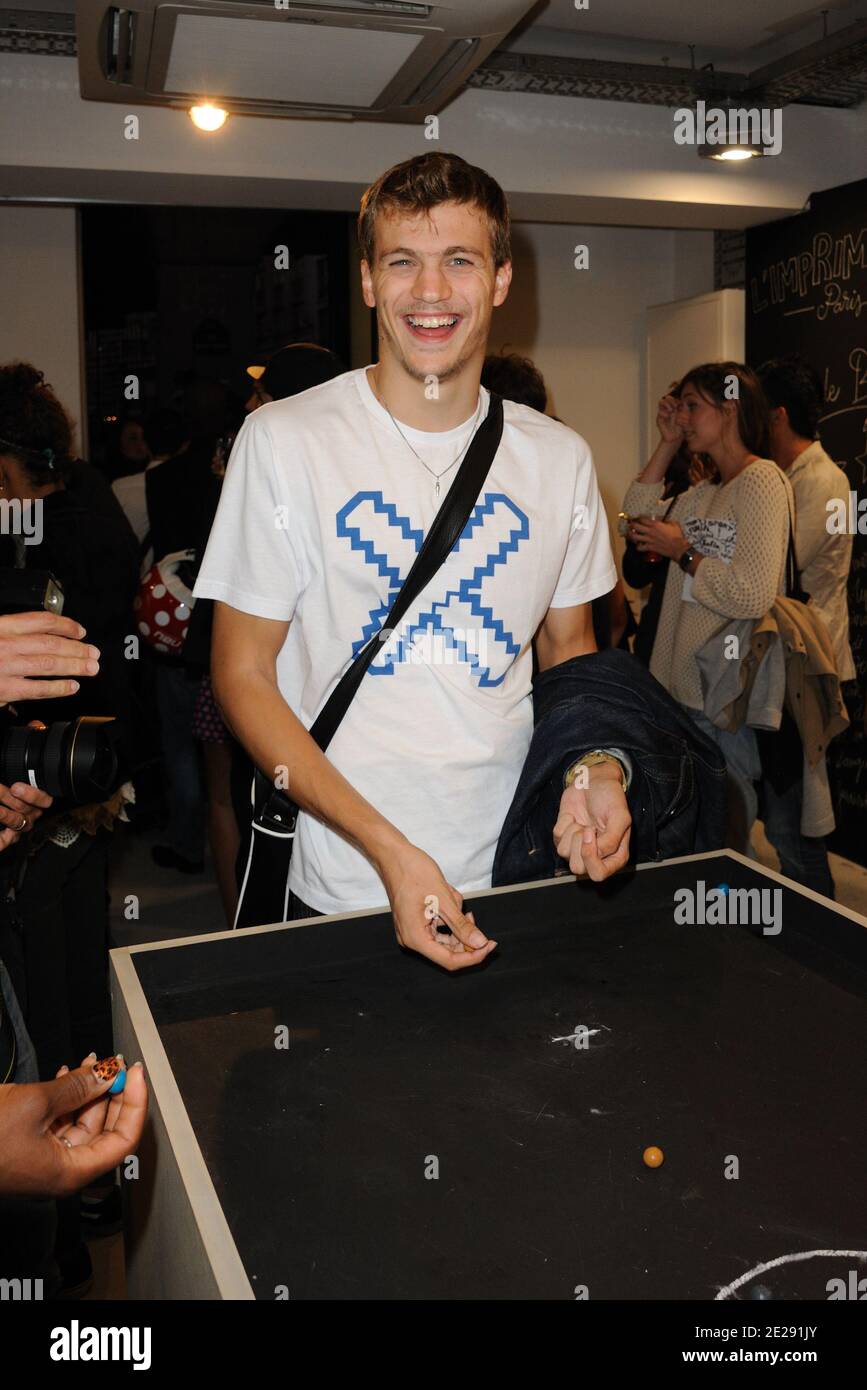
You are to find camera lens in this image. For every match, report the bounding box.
[0,717,121,803]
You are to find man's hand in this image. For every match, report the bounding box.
[0,1055,148,1198]
[0,781,52,852]
[378,843,498,973]
[553,761,631,882]
[0,611,100,707]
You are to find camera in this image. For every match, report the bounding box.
[0,717,123,802]
[0,568,64,617]
[0,568,124,803]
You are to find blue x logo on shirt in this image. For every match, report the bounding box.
[336,491,531,687]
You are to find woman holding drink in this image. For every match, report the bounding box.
[621,363,791,853]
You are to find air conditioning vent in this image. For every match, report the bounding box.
[104,8,137,85]
[404,37,478,106]
[78,1,535,123]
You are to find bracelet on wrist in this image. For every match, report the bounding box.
[564,750,629,794]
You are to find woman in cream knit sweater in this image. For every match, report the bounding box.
[624,362,791,852]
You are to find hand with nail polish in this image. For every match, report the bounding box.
[93,1054,127,1093]
[0,1051,147,1197]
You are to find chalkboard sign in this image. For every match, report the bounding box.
[746,177,867,866]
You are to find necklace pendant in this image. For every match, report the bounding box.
[435,478,440,498]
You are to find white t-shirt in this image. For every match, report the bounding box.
[194,367,616,914]
[112,459,163,543]
[112,458,163,574]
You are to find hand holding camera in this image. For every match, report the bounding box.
[0,608,113,848]
[0,609,100,708]
[0,777,52,851]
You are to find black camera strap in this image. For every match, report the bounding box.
[235,391,505,929]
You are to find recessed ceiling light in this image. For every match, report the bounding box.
[699,143,763,161]
[190,103,228,132]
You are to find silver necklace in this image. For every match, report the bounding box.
[373,373,482,498]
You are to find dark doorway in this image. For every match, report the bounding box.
[80,205,353,470]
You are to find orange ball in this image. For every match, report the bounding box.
[643,1146,664,1168]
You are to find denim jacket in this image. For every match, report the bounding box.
[492,648,727,887]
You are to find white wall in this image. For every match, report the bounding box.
[488,224,714,529]
[645,289,745,451]
[0,204,85,454]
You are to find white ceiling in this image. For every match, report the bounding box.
[528,0,858,49]
[506,0,867,75]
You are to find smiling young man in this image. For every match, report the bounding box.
[194,153,629,971]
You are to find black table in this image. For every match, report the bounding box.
[111,850,867,1300]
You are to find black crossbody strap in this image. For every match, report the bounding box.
[310,391,504,752]
[777,472,808,603]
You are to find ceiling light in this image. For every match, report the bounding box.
[189,103,228,132]
[699,143,763,161]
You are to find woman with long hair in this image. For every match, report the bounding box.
[623,362,791,853]
[621,384,717,668]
